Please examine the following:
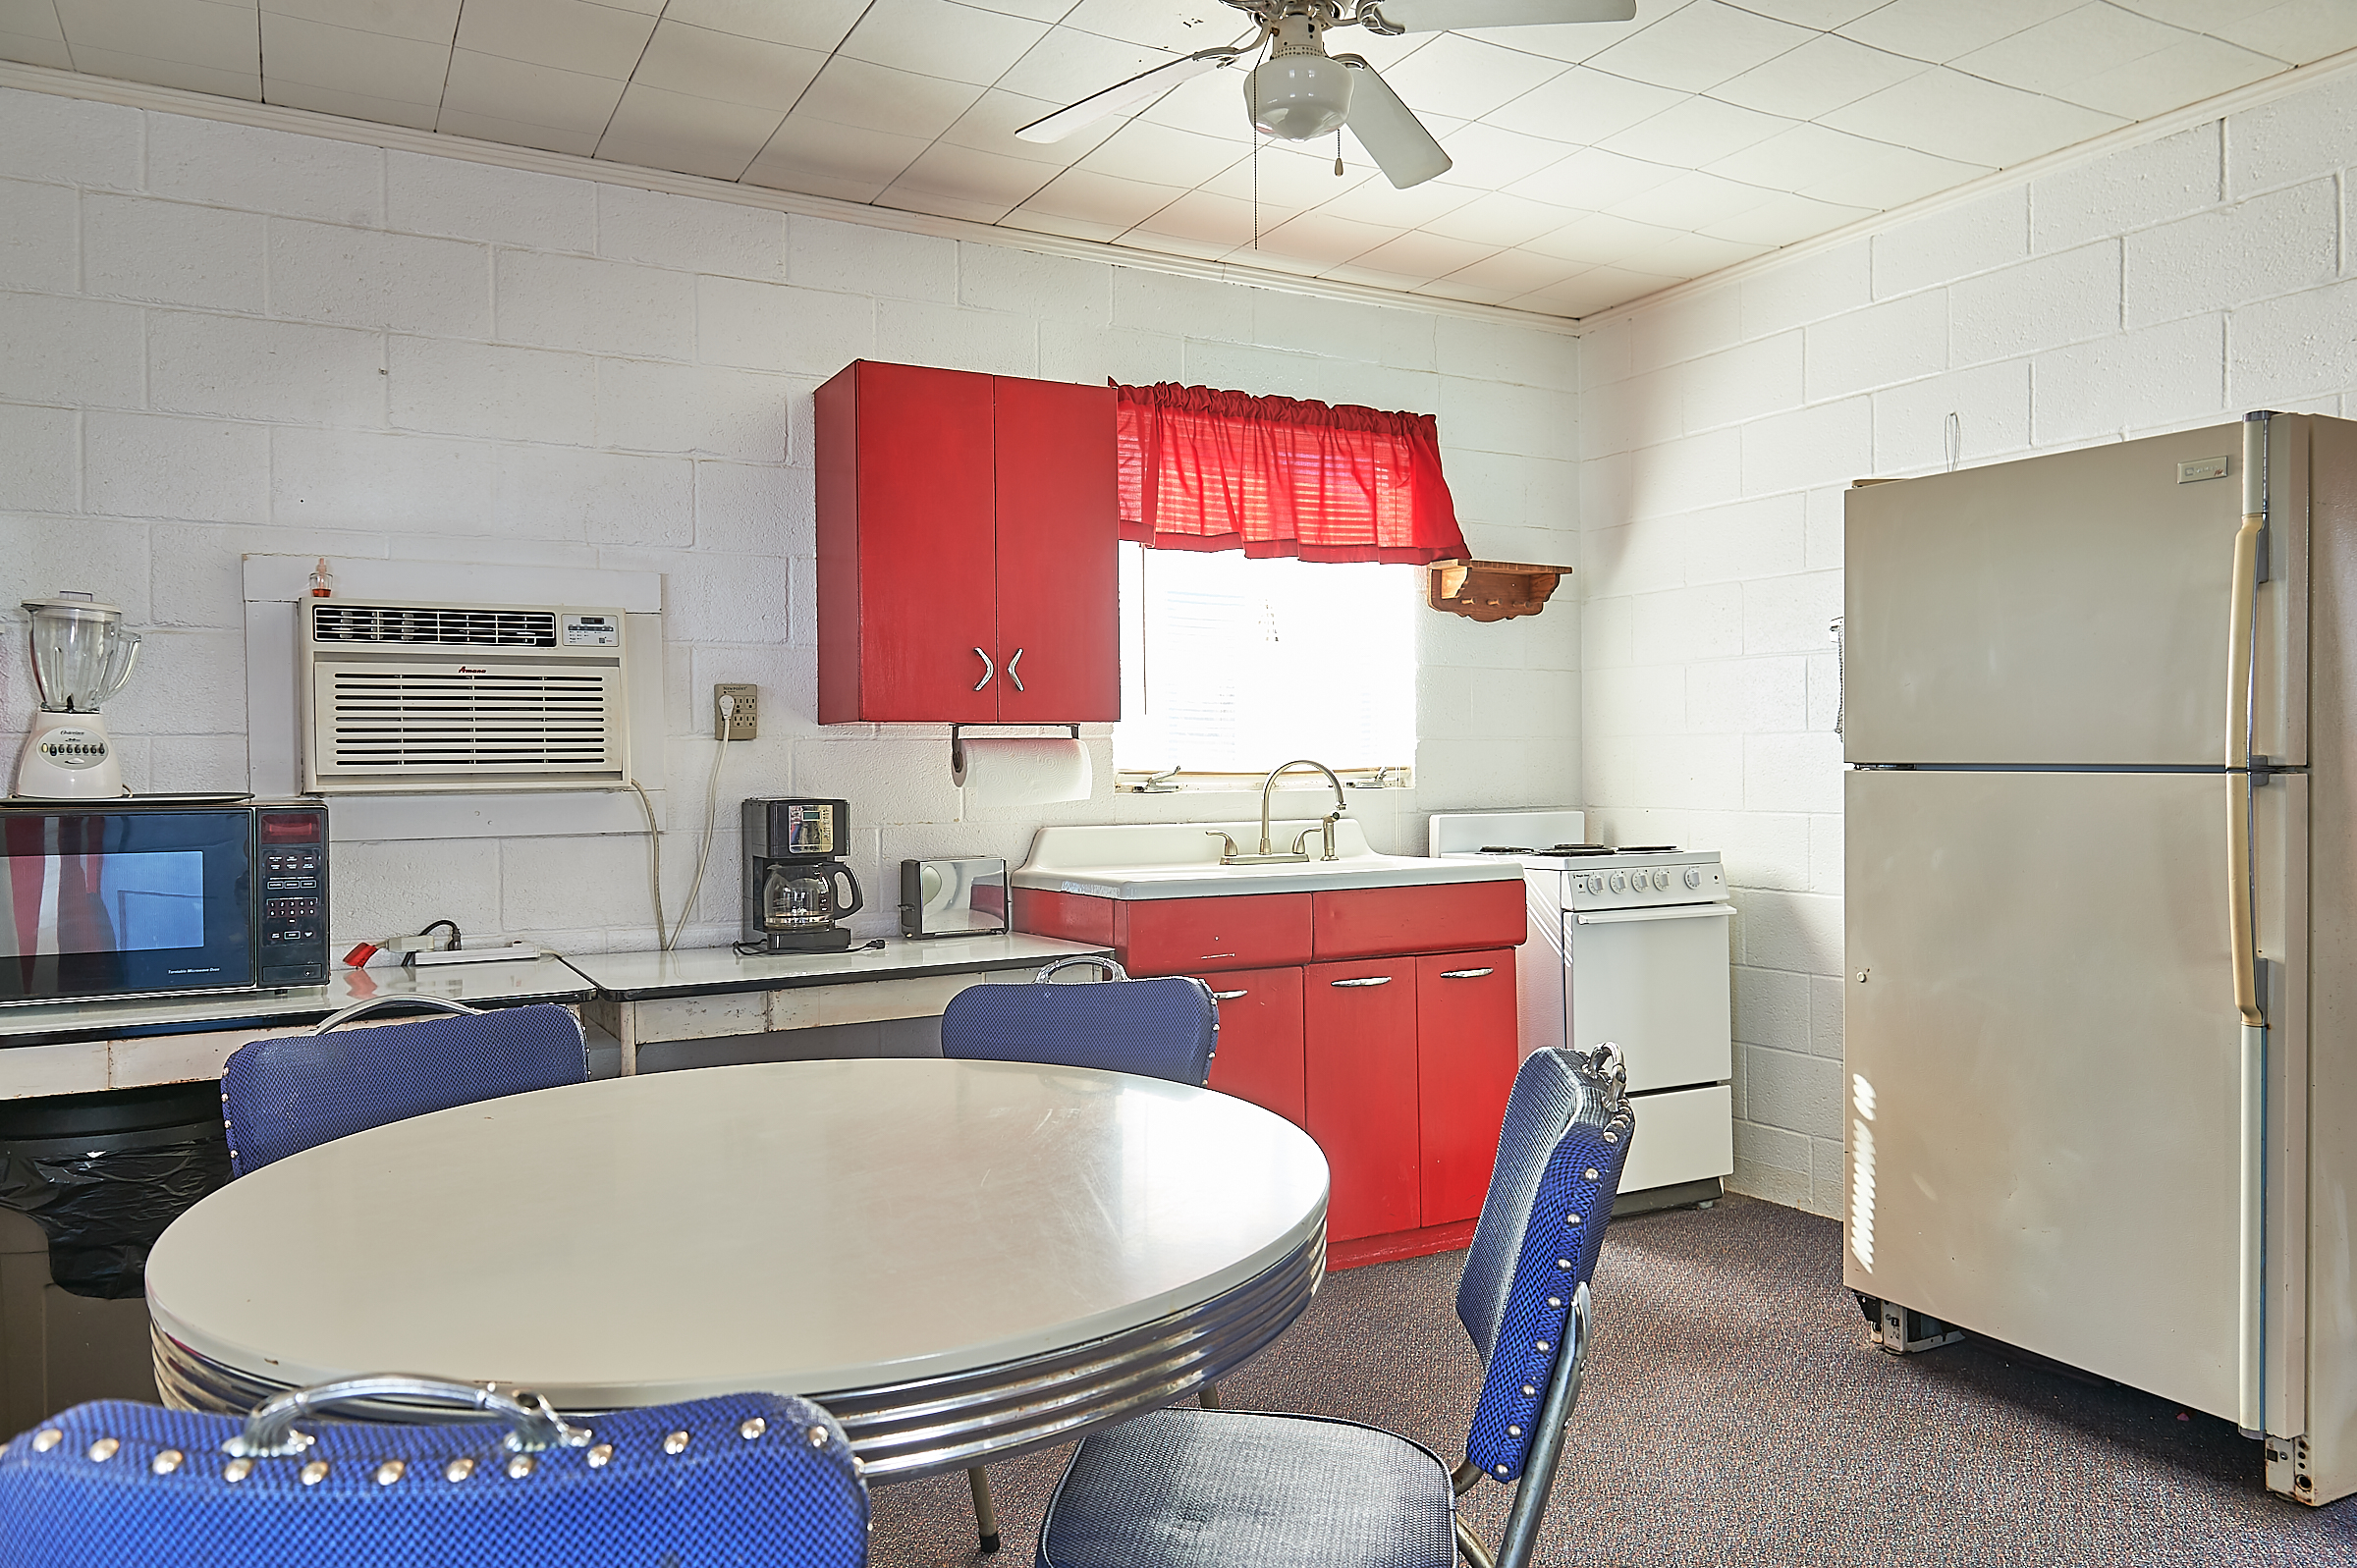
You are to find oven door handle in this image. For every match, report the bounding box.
[1572,903,1735,926]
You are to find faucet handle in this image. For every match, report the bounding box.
[1204,831,1239,863]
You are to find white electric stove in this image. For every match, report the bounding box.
[1428,810,1734,1208]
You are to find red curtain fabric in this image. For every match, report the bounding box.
[1115,383,1468,565]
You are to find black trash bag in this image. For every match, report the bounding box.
[0,1084,234,1300]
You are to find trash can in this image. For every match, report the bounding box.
[0,1081,232,1432]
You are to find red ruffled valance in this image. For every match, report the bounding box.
[1115,383,1467,566]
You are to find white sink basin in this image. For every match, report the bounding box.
[1013,820,1520,900]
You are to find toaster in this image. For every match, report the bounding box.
[899,857,1010,939]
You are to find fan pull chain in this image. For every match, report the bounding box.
[1250,65,1261,249]
[1335,128,1343,177]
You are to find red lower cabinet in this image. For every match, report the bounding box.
[1414,950,1521,1227]
[1201,967,1306,1130]
[1304,959,1420,1243]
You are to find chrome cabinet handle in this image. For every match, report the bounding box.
[1439,967,1494,979]
[1211,990,1247,1001]
[1330,976,1391,988]
[2229,412,2269,1433]
[971,647,995,691]
[1006,647,1025,692]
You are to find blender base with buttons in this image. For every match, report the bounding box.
[13,592,141,801]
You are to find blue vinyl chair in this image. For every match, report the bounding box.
[0,1374,868,1568]
[220,997,588,1177]
[1033,1044,1637,1568]
[939,953,1221,1552]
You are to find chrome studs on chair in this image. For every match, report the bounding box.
[300,1459,330,1486]
[152,1449,185,1475]
[223,1457,253,1483]
[807,1426,829,1448]
[30,1431,60,1453]
[586,1443,614,1468]
[506,1454,535,1479]
[740,1417,767,1440]
[85,1438,119,1463]
[375,1460,406,1486]
[664,1430,689,1455]
[444,1457,475,1483]
[1584,1168,1599,1181]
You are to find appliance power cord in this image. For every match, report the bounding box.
[625,779,668,953]
[668,694,736,951]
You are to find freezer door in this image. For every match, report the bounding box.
[1844,419,2304,767]
[1566,904,1733,1093]
[1843,768,2279,1421]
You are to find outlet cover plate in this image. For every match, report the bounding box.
[714,683,758,740]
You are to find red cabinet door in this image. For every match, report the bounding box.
[994,376,1118,722]
[1414,949,1521,1227]
[816,360,997,723]
[1201,966,1306,1129]
[1304,958,1420,1243]
[1118,893,1312,975]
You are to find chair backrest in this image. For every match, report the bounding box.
[0,1377,867,1568]
[1455,1045,1634,1487]
[221,1001,588,1177]
[939,956,1217,1087]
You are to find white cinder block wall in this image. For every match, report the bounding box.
[1580,65,2357,1217]
[0,83,1578,958]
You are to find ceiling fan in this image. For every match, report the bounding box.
[1014,1,1640,190]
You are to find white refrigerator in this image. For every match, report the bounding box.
[1843,411,2357,1506]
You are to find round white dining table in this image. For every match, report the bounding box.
[145,1057,1330,1480]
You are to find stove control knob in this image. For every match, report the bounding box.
[1608,872,1626,893]
[1652,870,1670,891]
[1683,868,1703,890]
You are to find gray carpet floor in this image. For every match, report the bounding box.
[868,1195,2357,1566]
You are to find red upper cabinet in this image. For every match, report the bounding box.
[817,360,1118,724]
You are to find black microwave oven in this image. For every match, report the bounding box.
[0,801,329,1006]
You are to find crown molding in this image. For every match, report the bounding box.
[0,60,1579,337]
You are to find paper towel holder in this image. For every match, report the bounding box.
[950,723,1081,783]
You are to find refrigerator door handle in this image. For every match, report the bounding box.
[2229,411,2269,1433]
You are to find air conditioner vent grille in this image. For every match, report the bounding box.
[317,667,623,777]
[312,604,559,647]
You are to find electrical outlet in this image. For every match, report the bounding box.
[714,683,759,740]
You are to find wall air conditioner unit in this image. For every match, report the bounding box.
[300,598,630,793]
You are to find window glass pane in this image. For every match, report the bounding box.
[1113,543,1416,774]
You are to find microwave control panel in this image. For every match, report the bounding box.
[256,806,329,987]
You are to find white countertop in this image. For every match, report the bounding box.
[147,1058,1329,1405]
[1011,818,1523,900]
[560,932,1114,1000]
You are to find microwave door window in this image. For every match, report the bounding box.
[0,812,254,1002]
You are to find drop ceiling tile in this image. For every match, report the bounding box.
[1735,0,1883,26]
[57,0,257,73]
[66,44,259,97]
[1368,33,1573,122]
[941,86,1123,162]
[1321,259,1449,292]
[1599,95,1794,165]
[263,1,459,46]
[1710,33,1927,119]
[0,33,71,67]
[1581,0,1818,93]
[1126,188,1295,250]
[963,0,1073,20]
[884,139,1063,209]
[443,47,624,134]
[1434,245,1587,295]
[1506,145,1680,209]
[0,1,64,41]
[839,0,1051,87]
[2215,0,2357,65]
[1512,263,1679,315]
[1486,64,1684,143]
[1608,169,1780,229]
[631,20,824,113]
[266,76,439,128]
[1709,122,1987,207]
[1616,229,1771,275]
[2061,32,2282,118]
[1001,206,1128,242]
[1199,139,1373,207]
[794,55,985,139]
[1063,0,1258,55]
[1524,209,1683,264]
[1836,0,2083,64]
[1697,188,1874,243]
[1429,122,1577,189]
[1424,189,1573,246]
[260,13,449,105]
[742,114,930,200]
[1314,167,1478,227]
[877,186,1026,224]
[1134,58,1253,138]
[1019,165,1189,228]
[1348,230,1499,282]
[451,0,654,81]
[595,83,781,180]
[663,0,865,50]
[437,105,601,155]
[1822,67,2125,167]
[1414,276,1521,306]
[995,24,1172,106]
[1076,116,1247,188]
[1952,3,2194,97]
[1248,210,1395,268]
[2110,0,2275,26]
[1454,1,1692,66]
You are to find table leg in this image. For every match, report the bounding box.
[619,1004,636,1077]
[967,1466,1001,1554]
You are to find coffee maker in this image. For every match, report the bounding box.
[741,798,864,953]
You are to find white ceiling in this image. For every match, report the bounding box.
[4,1,2353,318]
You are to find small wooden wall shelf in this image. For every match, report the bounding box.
[1424,560,1570,622]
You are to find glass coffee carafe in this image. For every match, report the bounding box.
[759,859,863,934]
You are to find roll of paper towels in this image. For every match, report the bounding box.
[954,737,1092,805]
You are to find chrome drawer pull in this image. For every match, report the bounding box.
[1211,990,1248,1001]
[1330,976,1391,988]
[1439,968,1494,979]
[1006,647,1025,692]
[971,647,995,690]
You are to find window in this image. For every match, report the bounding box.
[1113,543,1417,776]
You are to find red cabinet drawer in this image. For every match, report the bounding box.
[1011,889,1116,946]
[1119,894,1312,975]
[1201,967,1306,1130]
[1414,950,1520,1227]
[1304,958,1420,1243]
[1312,880,1525,961]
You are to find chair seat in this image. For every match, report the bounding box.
[1036,1408,1454,1568]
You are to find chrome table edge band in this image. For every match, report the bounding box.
[150,1222,1325,1481]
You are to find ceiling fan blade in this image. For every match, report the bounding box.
[1334,57,1453,189]
[1363,0,1638,29]
[1014,46,1249,143]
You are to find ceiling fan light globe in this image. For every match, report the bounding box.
[1244,53,1352,140]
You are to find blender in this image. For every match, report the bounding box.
[14,591,141,799]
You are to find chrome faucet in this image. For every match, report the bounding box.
[1263,758,1348,861]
